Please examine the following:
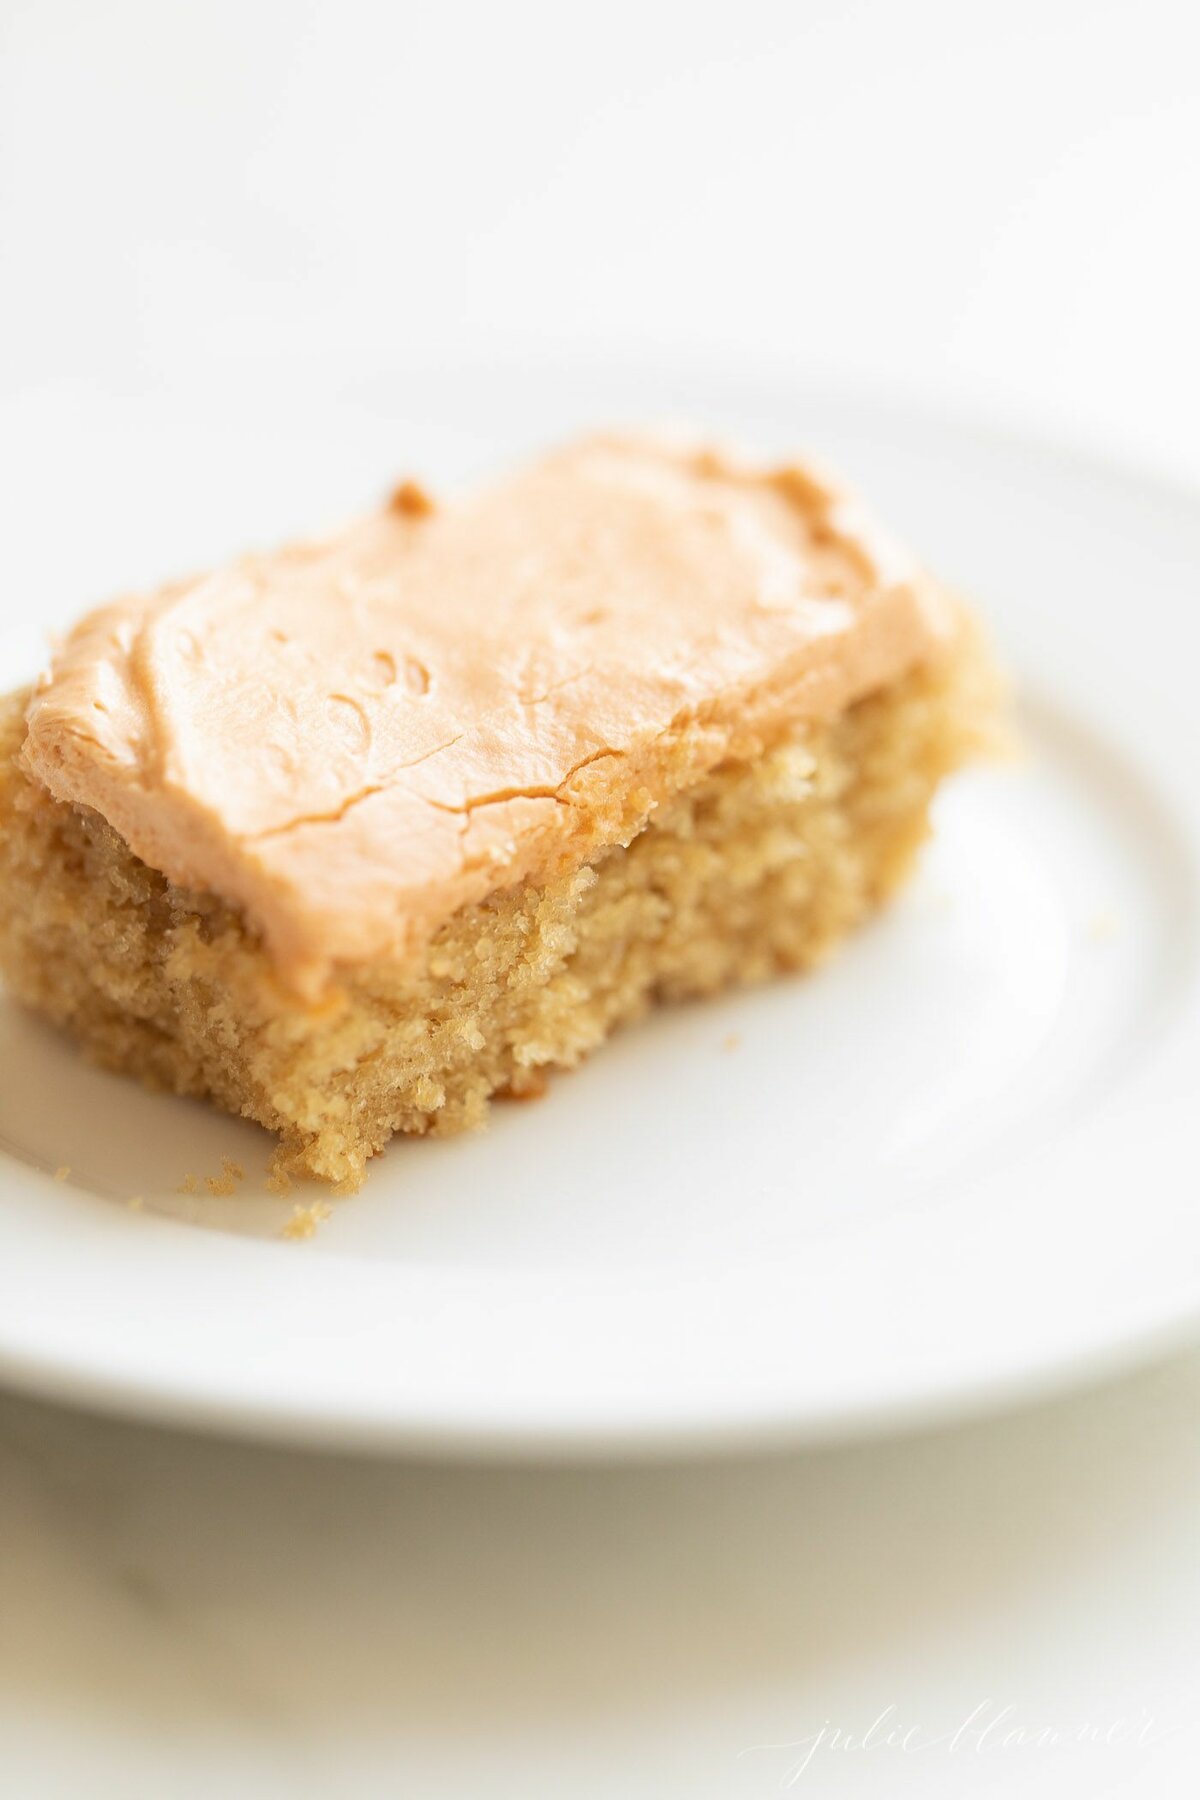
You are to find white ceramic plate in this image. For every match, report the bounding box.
[0,362,1197,1457]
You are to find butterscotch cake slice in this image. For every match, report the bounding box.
[0,434,995,1190]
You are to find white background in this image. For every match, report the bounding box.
[3,0,1200,482]
[2,1,1200,1795]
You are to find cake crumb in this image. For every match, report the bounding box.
[177,1157,246,1198]
[500,1068,549,1103]
[721,1032,742,1054]
[53,1165,70,1181]
[282,1201,332,1241]
[266,1155,294,1197]
[204,1156,245,1197]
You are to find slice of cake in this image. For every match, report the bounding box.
[0,434,996,1190]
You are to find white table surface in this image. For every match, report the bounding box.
[2,0,1200,1793]
[3,1361,1200,1798]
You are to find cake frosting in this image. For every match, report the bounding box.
[21,434,954,995]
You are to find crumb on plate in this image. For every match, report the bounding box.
[282,1200,333,1241]
[204,1156,245,1197]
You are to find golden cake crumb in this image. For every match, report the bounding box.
[265,1155,294,1197]
[177,1174,200,1195]
[282,1200,333,1241]
[497,1068,549,1104]
[53,1165,70,1181]
[203,1156,245,1197]
[722,1033,742,1054]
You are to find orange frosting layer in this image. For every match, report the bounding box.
[22,434,954,994]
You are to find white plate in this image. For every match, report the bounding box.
[0,362,1197,1457]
